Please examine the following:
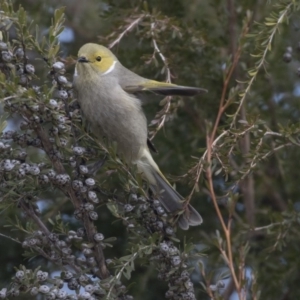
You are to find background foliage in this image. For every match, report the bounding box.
[1,0,300,299]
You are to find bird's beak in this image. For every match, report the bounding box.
[77,56,89,63]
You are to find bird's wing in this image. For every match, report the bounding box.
[124,80,207,96]
[147,138,158,153]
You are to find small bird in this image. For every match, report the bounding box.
[73,43,206,230]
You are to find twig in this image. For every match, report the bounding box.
[239,143,292,181]
[0,232,21,244]
[252,222,282,231]
[149,22,172,140]
[203,15,252,300]
[109,15,145,49]
[200,266,216,300]
[19,199,51,235]
[206,134,241,295]
[149,99,171,140]
[186,130,229,202]
[230,3,293,128]
[150,22,171,83]
[0,95,17,102]
[33,123,109,279]
[107,246,150,299]
[19,199,82,273]
[76,127,149,200]
[186,17,249,202]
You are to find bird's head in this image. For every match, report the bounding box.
[75,43,117,76]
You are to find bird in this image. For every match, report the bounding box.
[73,43,206,230]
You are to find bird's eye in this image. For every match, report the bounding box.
[96,56,102,62]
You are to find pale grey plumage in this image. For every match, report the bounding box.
[73,43,203,230]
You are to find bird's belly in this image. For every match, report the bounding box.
[78,88,147,163]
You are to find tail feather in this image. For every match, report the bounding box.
[136,148,202,230]
[152,170,203,230]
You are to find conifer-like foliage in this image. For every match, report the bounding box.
[0,0,300,299]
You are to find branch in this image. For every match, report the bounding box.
[108,15,145,49]
[0,233,21,244]
[18,199,82,273]
[150,22,171,83]
[230,3,293,128]
[203,13,252,300]
[34,125,109,279]
[148,21,173,140]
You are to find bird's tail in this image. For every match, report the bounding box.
[136,148,202,230]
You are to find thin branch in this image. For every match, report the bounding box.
[107,246,150,299]
[252,222,282,231]
[186,130,229,202]
[206,133,241,295]
[148,21,173,140]
[151,22,171,83]
[0,232,21,244]
[33,124,109,279]
[202,14,253,300]
[109,15,145,49]
[239,143,292,181]
[230,3,293,128]
[19,199,82,273]
[186,17,250,202]
[149,100,171,140]
[19,199,51,235]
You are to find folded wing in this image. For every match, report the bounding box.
[124,80,207,96]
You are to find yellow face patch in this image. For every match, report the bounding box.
[89,50,116,75]
[77,43,117,75]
